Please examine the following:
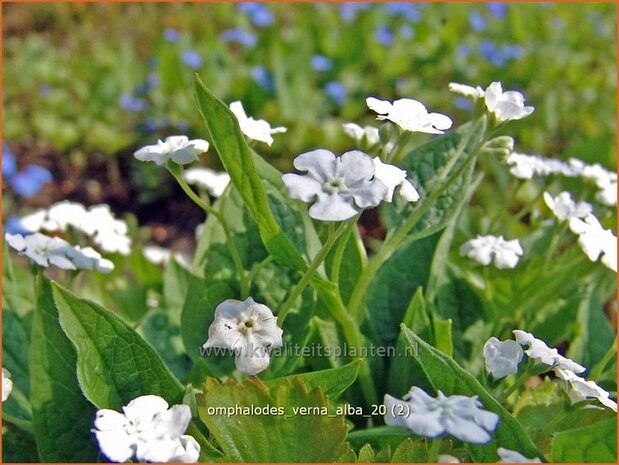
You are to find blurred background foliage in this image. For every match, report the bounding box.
[2,1,616,230]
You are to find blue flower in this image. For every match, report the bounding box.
[164,28,181,43]
[479,40,504,66]
[324,81,347,106]
[501,44,524,60]
[454,96,473,111]
[181,50,203,70]
[385,3,421,22]
[469,10,486,32]
[220,28,257,47]
[3,141,16,178]
[340,3,370,23]
[238,3,274,27]
[375,25,394,46]
[487,2,508,19]
[251,66,275,92]
[311,54,333,72]
[4,215,31,235]
[11,165,52,198]
[457,44,472,58]
[119,93,148,112]
[39,84,52,98]
[399,25,414,40]
[147,72,160,88]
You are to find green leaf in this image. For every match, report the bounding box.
[551,418,616,462]
[51,281,184,409]
[193,76,306,271]
[367,234,439,345]
[433,317,453,358]
[30,279,99,461]
[2,242,35,317]
[197,377,348,462]
[390,437,427,462]
[2,309,32,425]
[348,425,413,451]
[382,120,486,237]
[2,425,39,462]
[264,360,360,399]
[400,326,541,462]
[357,443,376,462]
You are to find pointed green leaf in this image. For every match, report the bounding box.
[30,279,99,461]
[551,418,616,462]
[51,281,184,409]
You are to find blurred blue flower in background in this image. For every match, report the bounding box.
[181,50,203,69]
[238,3,274,27]
[324,81,347,106]
[340,3,370,23]
[375,25,394,46]
[4,215,31,235]
[479,41,524,67]
[251,66,275,93]
[120,92,148,112]
[220,28,258,47]
[147,72,160,88]
[457,44,472,58]
[487,2,508,20]
[454,96,473,111]
[399,25,414,40]
[39,84,52,98]
[385,2,421,22]
[311,54,333,72]
[164,28,181,43]
[469,10,486,32]
[3,142,53,198]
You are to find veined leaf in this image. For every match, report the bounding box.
[51,281,184,409]
[30,279,99,461]
[551,418,616,462]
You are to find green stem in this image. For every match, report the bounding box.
[589,339,617,381]
[348,139,481,320]
[169,165,249,298]
[277,218,356,325]
[427,437,442,463]
[329,222,356,286]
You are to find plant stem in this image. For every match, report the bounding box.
[347,139,481,320]
[277,218,355,325]
[169,166,249,298]
[329,221,356,286]
[427,437,442,463]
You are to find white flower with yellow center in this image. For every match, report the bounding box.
[203,297,283,375]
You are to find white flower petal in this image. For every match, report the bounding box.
[2,368,13,402]
[309,192,359,221]
[282,173,323,202]
[95,430,136,463]
[497,448,542,463]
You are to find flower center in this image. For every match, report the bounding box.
[323,177,348,194]
[239,317,257,335]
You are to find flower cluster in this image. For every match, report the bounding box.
[543,191,592,222]
[512,330,616,411]
[143,246,192,270]
[134,135,210,166]
[460,235,523,269]
[14,201,131,256]
[2,368,12,402]
[568,214,617,272]
[6,232,114,273]
[92,395,200,462]
[384,386,499,443]
[203,297,283,375]
[229,101,287,146]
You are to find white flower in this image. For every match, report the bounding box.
[2,368,13,402]
[569,214,617,272]
[229,101,287,146]
[484,82,534,123]
[512,330,586,373]
[282,149,388,221]
[143,246,191,270]
[44,201,88,230]
[438,454,461,463]
[134,135,209,165]
[384,387,499,444]
[483,337,524,379]
[497,448,542,463]
[342,123,381,146]
[372,157,420,202]
[569,159,618,207]
[80,205,131,256]
[448,82,485,99]
[460,235,524,269]
[505,152,574,180]
[92,395,199,463]
[543,191,592,222]
[366,97,453,134]
[555,368,617,412]
[183,168,231,197]
[16,209,47,232]
[6,232,77,270]
[66,246,115,273]
[203,297,283,375]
